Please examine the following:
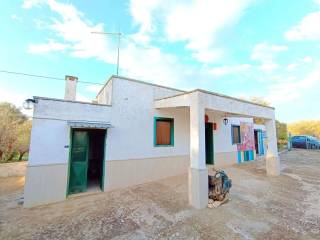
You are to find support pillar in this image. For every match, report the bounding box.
[188,92,208,209]
[265,119,280,176]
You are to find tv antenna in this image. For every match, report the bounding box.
[91,31,122,76]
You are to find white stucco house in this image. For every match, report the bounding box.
[24,75,280,208]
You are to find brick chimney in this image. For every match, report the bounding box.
[64,75,78,101]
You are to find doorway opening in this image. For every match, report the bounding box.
[254,130,259,154]
[68,128,106,195]
[205,122,214,165]
[87,129,105,191]
[254,130,264,156]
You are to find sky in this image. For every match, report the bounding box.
[1,0,320,123]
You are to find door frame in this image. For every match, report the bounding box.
[258,130,265,155]
[254,129,264,156]
[66,128,73,196]
[66,128,107,197]
[100,130,107,191]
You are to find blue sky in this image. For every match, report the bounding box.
[1,0,320,123]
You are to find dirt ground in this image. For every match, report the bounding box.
[0,149,319,240]
[0,161,26,178]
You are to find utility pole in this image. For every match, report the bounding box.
[91,31,122,76]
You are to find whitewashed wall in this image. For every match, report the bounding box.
[26,77,269,207]
[97,78,113,105]
[105,78,189,161]
[204,113,265,154]
[29,79,188,166]
[29,80,267,166]
[28,99,112,166]
[254,124,266,131]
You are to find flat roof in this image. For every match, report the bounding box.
[155,89,275,109]
[96,75,186,97]
[37,75,274,110]
[33,96,111,107]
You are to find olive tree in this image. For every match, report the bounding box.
[15,121,32,160]
[0,102,30,162]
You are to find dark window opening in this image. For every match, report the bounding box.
[232,125,241,144]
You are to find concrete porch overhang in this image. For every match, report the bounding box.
[154,89,275,120]
[154,89,280,209]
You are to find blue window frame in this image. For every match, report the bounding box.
[154,117,174,147]
[231,125,241,144]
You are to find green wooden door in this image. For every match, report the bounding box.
[205,123,214,165]
[68,130,89,194]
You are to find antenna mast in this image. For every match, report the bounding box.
[91,31,122,76]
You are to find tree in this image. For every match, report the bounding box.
[288,120,320,138]
[0,102,30,162]
[248,97,270,124]
[249,97,270,107]
[276,120,288,143]
[15,121,32,160]
[248,97,287,144]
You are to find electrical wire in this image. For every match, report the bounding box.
[0,70,104,85]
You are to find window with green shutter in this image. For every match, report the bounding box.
[154,117,174,147]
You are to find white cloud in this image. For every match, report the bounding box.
[209,64,251,76]
[165,0,253,62]
[48,0,116,62]
[285,56,313,72]
[129,0,168,45]
[76,93,91,102]
[26,0,199,88]
[251,42,288,62]
[192,49,223,64]
[0,89,27,108]
[120,43,184,86]
[258,62,279,72]
[26,0,255,88]
[251,42,288,72]
[0,88,33,116]
[85,85,102,94]
[286,63,298,71]
[285,12,320,41]
[33,19,49,29]
[130,0,161,34]
[266,65,320,103]
[22,0,44,9]
[26,0,116,63]
[301,56,313,63]
[11,14,22,21]
[129,0,253,63]
[28,40,70,53]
